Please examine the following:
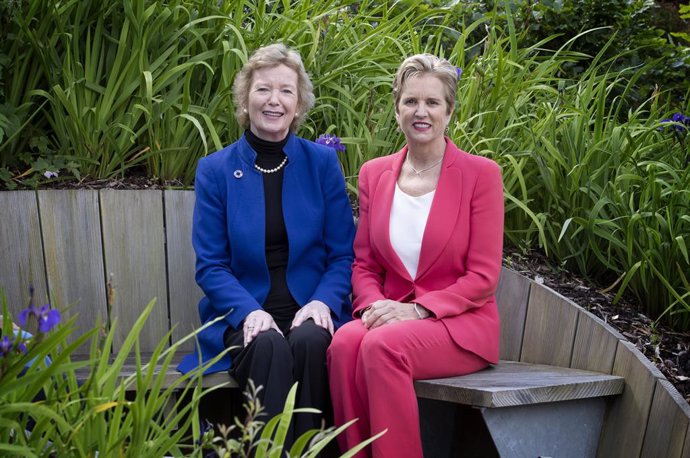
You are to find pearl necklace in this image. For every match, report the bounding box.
[254,156,288,174]
[407,154,443,175]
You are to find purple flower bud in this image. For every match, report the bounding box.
[315,133,346,152]
[0,336,11,356]
[0,335,27,357]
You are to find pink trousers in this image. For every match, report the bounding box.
[327,319,488,458]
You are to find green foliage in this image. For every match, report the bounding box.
[446,13,690,329]
[0,296,212,456]
[203,381,385,458]
[0,0,455,188]
[0,293,382,456]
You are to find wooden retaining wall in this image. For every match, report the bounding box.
[1,189,688,456]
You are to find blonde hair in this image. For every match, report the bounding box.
[393,54,458,114]
[232,43,315,130]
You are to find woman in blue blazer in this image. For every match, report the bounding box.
[178,44,355,439]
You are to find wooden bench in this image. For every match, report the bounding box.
[2,189,689,457]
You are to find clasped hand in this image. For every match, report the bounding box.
[361,300,429,329]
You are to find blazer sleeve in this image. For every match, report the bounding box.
[415,160,504,319]
[351,162,387,316]
[193,158,262,329]
[308,150,356,313]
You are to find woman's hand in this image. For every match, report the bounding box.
[243,310,282,346]
[361,300,430,329]
[291,300,334,335]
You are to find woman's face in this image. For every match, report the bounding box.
[246,64,299,142]
[395,74,451,148]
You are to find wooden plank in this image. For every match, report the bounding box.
[597,340,662,458]
[164,190,203,352]
[38,190,107,354]
[99,190,169,353]
[641,378,690,458]
[74,354,237,390]
[520,283,579,366]
[0,191,48,316]
[414,361,624,408]
[571,308,623,374]
[496,267,531,361]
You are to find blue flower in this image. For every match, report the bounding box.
[455,67,463,79]
[315,133,346,152]
[661,112,690,132]
[18,305,61,333]
[0,335,27,358]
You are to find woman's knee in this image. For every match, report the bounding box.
[250,329,291,358]
[288,320,331,353]
[328,320,366,359]
[359,327,405,367]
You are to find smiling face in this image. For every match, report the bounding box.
[395,74,452,149]
[246,64,299,142]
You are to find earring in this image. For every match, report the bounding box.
[444,125,449,135]
[242,108,248,113]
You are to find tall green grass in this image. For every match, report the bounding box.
[448,18,689,329]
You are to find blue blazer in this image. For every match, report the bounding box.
[178,133,355,374]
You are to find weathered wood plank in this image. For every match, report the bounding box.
[496,267,531,361]
[164,190,202,352]
[641,378,690,458]
[74,354,237,390]
[520,283,579,366]
[38,190,107,354]
[0,191,48,315]
[99,190,169,352]
[597,340,662,458]
[571,308,623,374]
[414,361,624,408]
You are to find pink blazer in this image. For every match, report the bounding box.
[352,139,504,364]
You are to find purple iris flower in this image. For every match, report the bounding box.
[660,112,690,132]
[315,133,346,152]
[0,335,27,357]
[455,67,463,79]
[18,304,61,333]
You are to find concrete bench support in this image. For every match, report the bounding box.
[480,397,606,457]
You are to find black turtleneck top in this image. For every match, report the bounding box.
[245,130,300,332]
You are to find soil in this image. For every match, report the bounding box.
[24,176,690,405]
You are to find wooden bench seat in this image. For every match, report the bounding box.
[415,360,624,408]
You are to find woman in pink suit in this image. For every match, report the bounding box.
[327,54,504,457]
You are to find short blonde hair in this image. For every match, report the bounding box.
[393,54,458,115]
[232,43,315,130]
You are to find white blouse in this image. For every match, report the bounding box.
[389,183,435,279]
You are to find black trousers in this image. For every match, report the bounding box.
[224,319,332,442]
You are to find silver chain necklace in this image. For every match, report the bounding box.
[407,154,443,175]
[254,156,288,174]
